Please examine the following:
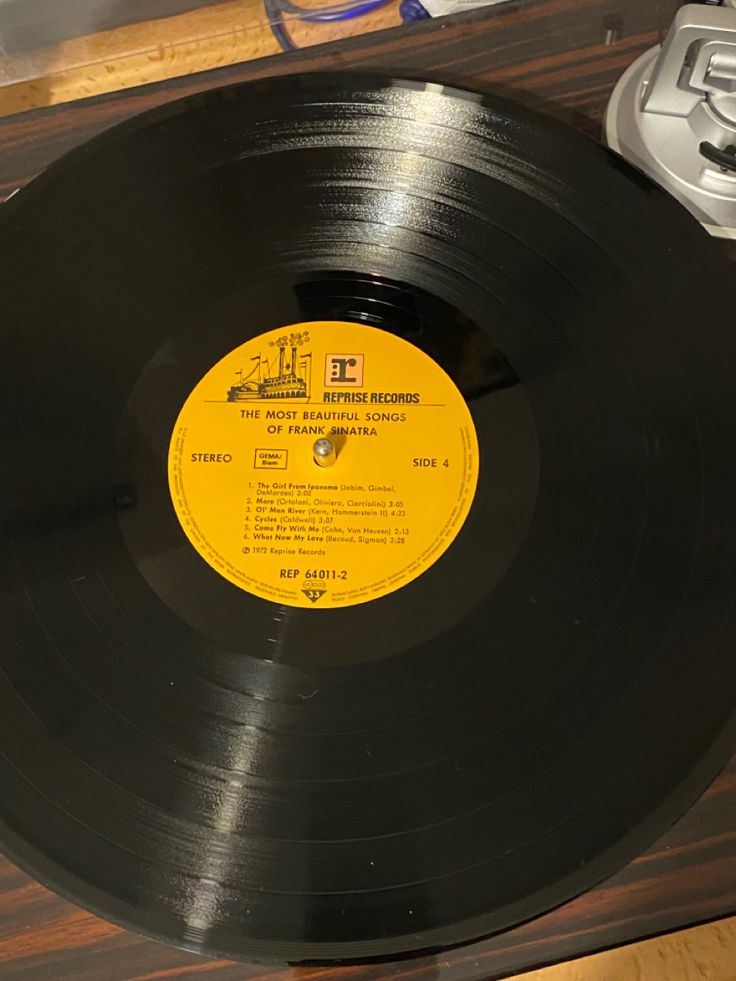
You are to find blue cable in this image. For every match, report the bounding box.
[265,0,393,50]
[279,0,391,20]
[399,0,430,20]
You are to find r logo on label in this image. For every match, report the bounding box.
[325,354,364,387]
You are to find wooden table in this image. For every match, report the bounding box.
[2,0,736,977]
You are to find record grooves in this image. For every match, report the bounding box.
[0,73,735,963]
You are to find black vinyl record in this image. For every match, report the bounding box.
[1,73,736,963]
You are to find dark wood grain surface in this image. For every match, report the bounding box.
[2,0,736,978]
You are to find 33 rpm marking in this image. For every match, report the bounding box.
[168,321,479,608]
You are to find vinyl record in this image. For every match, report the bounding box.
[1,73,736,963]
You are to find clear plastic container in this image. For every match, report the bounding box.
[0,0,402,115]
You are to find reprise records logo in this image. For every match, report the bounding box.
[324,354,364,387]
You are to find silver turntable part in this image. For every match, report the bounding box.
[605,1,736,239]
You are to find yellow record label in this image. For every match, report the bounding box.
[168,321,479,608]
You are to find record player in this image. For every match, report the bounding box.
[1,0,735,978]
[606,0,736,238]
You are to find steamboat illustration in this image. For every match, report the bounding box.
[227,331,311,401]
